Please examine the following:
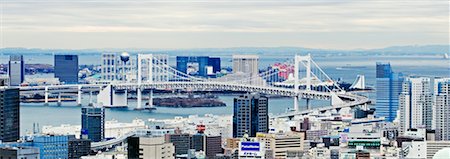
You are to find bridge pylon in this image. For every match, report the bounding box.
[136,54,154,110]
[293,54,312,112]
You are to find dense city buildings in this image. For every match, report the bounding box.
[398,77,433,134]
[233,94,268,138]
[54,55,79,84]
[232,55,259,77]
[0,87,20,142]
[8,55,24,86]
[434,78,450,140]
[375,62,404,122]
[176,56,221,77]
[81,106,105,142]
[127,136,175,159]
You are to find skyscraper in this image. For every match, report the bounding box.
[398,77,433,134]
[8,55,24,86]
[233,94,268,138]
[434,78,450,140]
[375,63,404,122]
[0,87,20,142]
[81,106,105,142]
[54,55,79,84]
[232,55,259,77]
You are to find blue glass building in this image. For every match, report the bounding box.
[375,63,404,122]
[0,135,69,159]
[176,56,221,77]
[54,55,79,84]
[233,94,268,138]
[81,106,105,142]
[33,135,69,159]
[0,87,20,142]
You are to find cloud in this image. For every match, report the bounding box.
[1,0,448,49]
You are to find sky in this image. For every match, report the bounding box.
[0,0,448,50]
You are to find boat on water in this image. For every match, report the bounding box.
[336,64,367,70]
[444,53,449,59]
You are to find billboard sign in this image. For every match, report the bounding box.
[239,141,264,158]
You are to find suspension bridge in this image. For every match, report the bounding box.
[18,54,370,118]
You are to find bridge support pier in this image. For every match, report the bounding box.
[77,86,82,106]
[148,89,153,108]
[136,88,142,110]
[44,86,49,106]
[293,96,299,112]
[57,93,62,106]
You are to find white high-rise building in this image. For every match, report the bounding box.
[434,78,450,141]
[101,53,135,82]
[399,77,433,134]
[232,55,259,77]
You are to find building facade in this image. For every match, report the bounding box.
[101,53,137,82]
[81,106,105,142]
[128,136,174,159]
[33,135,69,159]
[68,135,91,158]
[0,147,40,159]
[399,77,433,134]
[54,55,79,84]
[8,55,24,86]
[434,78,450,140]
[256,132,305,159]
[0,87,20,142]
[233,94,268,138]
[176,56,221,77]
[167,133,191,155]
[232,55,259,77]
[375,63,404,122]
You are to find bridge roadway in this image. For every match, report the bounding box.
[17,82,369,107]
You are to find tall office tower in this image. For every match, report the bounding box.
[375,63,404,122]
[81,106,105,142]
[434,78,450,140]
[0,87,20,142]
[8,55,24,86]
[232,55,259,77]
[128,136,175,159]
[233,94,268,138]
[54,55,79,84]
[398,77,433,134]
[176,56,221,77]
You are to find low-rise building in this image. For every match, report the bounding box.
[127,136,175,159]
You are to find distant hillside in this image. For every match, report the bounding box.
[0,45,448,56]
